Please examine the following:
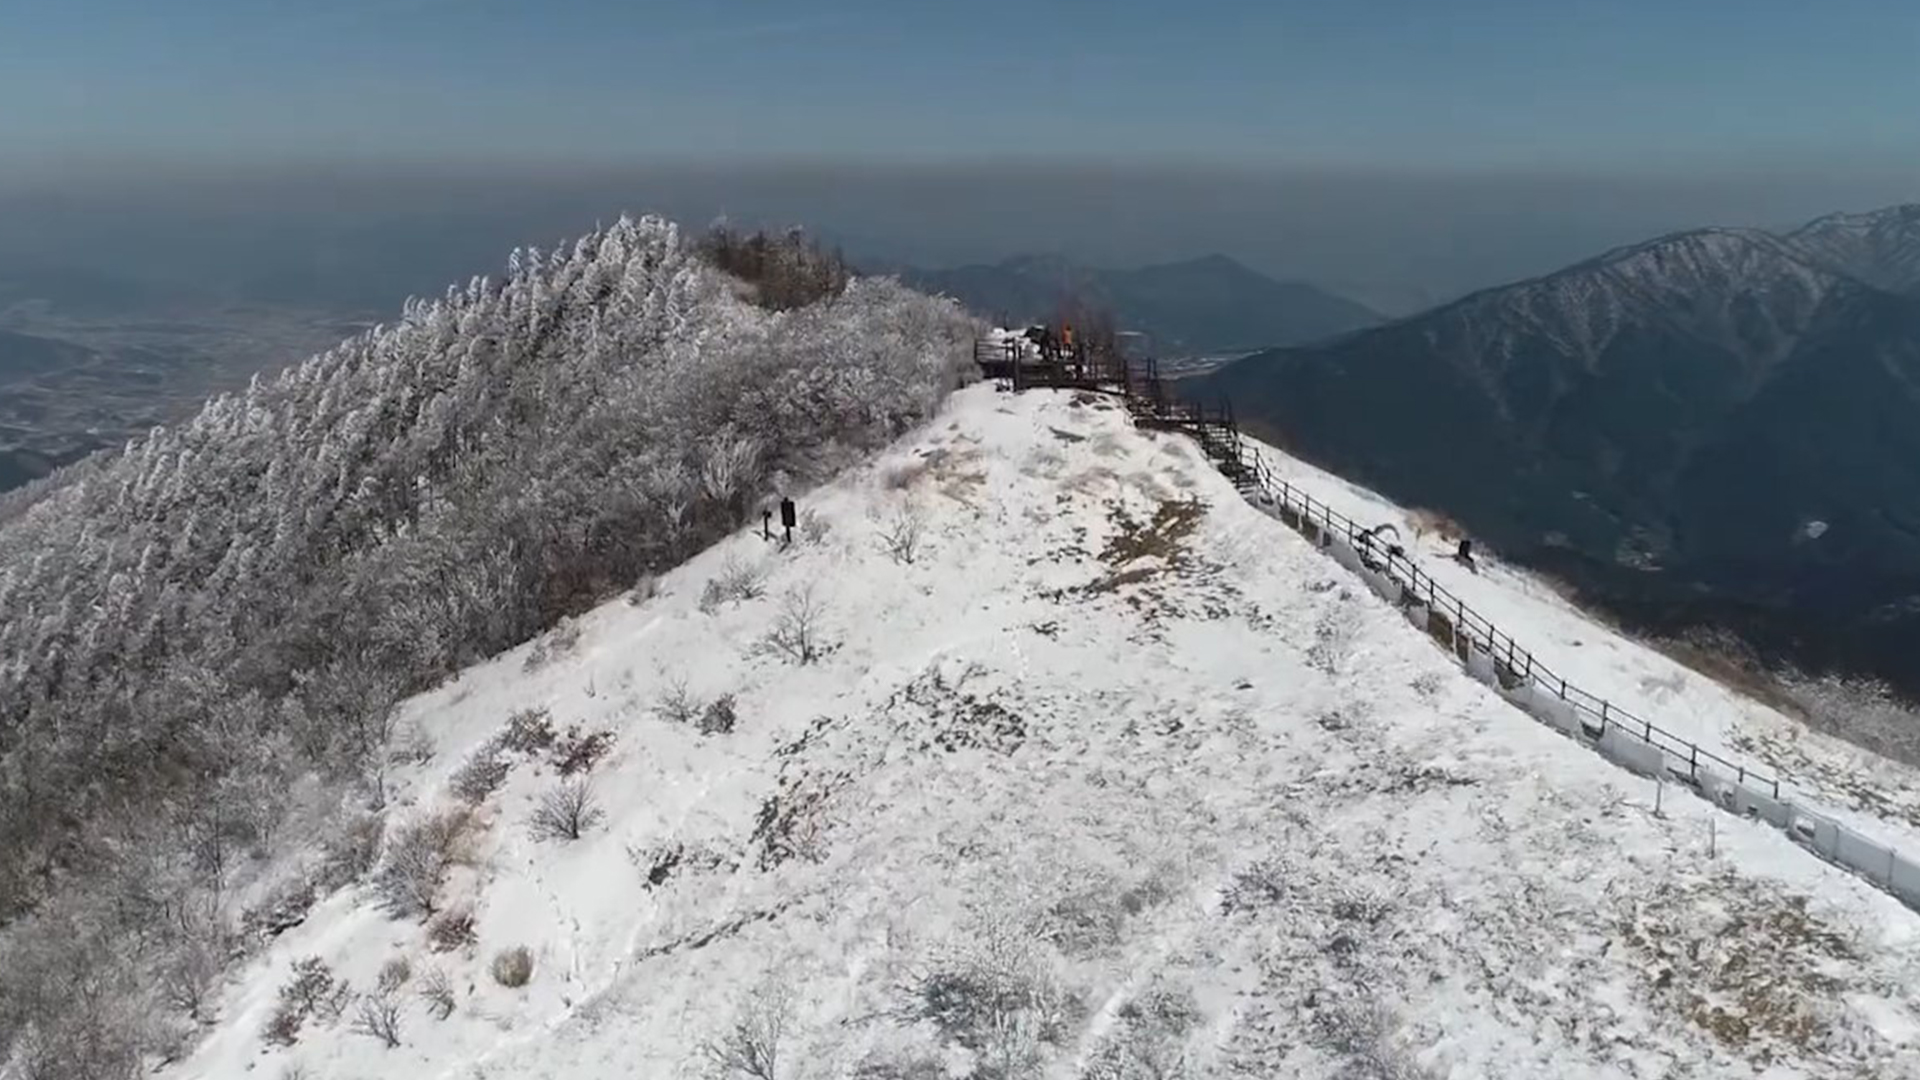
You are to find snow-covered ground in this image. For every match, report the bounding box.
[173,385,1920,1080]
[1253,445,1920,857]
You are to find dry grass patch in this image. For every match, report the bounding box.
[1099,498,1206,569]
[1621,876,1863,1061]
[1406,507,1466,542]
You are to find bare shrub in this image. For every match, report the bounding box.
[876,500,927,565]
[263,1006,305,1048]
[388,721,436,765]
[851,1051,947,1080]
[315,811,384,891]
[351,994,403,1049]
[426,907,477,953]
[449,742,510,804]
[377,956,413,995]
[159,929,231,1021]
[1038,882,1127,955]
[700,553,765,613]
[627,574,659,606]
[883,459,931,490]
[654,675,699,725]
[700,693,739,736]
[764,584,829,664]
[551,724,615,775]
[1085,983,1200,1080]
[243,873,319,940]
[696,222,851,310]
[499,706,557,753]
[913,920,1077,1070]
[1783,673,1920,767]
[375,806,473,918]
[264,956,351,1046]
[1219,859,1290,915]
[798,509,831,545]
[701,980,793,1080]
[1406,508,1464,542]
[417,964,456,1019]
[1312,995,1434,1079]
[524,617,583,671]
[490,945,534,988]
[529,779,605,842]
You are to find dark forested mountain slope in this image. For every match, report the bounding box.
[1198,222,1920,695]
[899,252,1378,353]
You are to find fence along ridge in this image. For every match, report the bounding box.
[975,331,1919,915]
[1229,439,1920,911]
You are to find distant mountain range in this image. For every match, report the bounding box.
[891,253,1380,354]
[1196,204,1920,695]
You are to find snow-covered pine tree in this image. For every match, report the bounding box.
[0,214,976,1078]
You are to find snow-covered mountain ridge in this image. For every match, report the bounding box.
[1788,205,1920,294]
[168,384,1920,1080]
[1194,204,1920,708]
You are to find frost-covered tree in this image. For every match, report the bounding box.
[0,213,979,1074]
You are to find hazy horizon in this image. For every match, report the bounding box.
[1,157,1915,316]
[4,0,1918,314]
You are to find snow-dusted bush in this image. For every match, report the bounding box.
[529,779,604,842]
[798,508,831,545]
[701,553,767,613]
[490,946,534,988]
[764,583,830,664]
[1082,984,1199,1080]
[876,499,927,564]
[374,808,473,918]
[851,1051,947,1080]
[911,919,1078,1075]
[499,707,557,754]
[1219,859,1290,915]
[417,964,456,1019]
[376,956,412,995]
[654,676,700,725]
[626,573,659,605]
[1783,673,1920,766]
[243,873,319,941]
[524,617,584,671]
[315,811,385,891]
[449,742,511,804]
[425,908,477,953]
[701,980,793,1080]
[551,724,615,776]
[350,993,403,1048]
[1310,994,1434,1080]
[263,957,351,1047]
[700,693,740,736]
[697,221,851,311]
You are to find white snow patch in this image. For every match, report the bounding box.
[166,385,1920,1080]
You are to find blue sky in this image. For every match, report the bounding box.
[3,0,1917,170]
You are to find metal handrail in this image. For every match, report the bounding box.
[1252,455,1785,798]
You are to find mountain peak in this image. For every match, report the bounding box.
[899,253,1377,352]
[1579,226,1818,288]
[1417,225,1842,367]
[1787,204,1920,293]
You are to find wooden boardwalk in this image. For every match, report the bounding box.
[975,336,1256,489]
